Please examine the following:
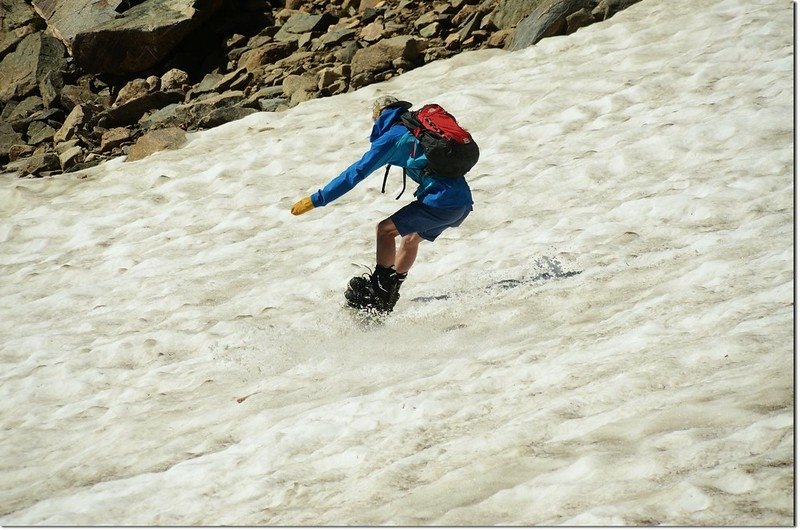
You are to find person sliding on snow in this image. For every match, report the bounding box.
[290,95,477,314]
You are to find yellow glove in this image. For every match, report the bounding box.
[291,196,315,216]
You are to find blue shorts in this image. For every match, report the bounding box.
[390,201,472,241]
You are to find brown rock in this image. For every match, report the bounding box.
[0,32,67,104]
[237,41,297,72]
[360,21,385,42]
[282,73,318,99]
[567,8,594,32]
[53,104,91,144]
[358,0,381,11]
[8,144,35,161]
[59,83,111,111]
[58,144,84,171]
[593,0,643,20]
[161,68,190,91]
[126,127,187,162]
[100,127,134,152]
[101,90,184,127]
[20,151,60,176]
[351,35,427,77]
[115,79,152,106]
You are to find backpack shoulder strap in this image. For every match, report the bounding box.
[381,165,407,200]
[399,110,421,134]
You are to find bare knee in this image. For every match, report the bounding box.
[401,233,423,248]
[377,218,399,238]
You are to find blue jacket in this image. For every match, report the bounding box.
[310,107,474,209]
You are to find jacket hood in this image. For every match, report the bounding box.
[370,105,410,141]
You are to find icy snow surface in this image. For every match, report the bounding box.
[0,0,793,525]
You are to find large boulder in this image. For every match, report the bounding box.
[491,0,545,30]
[71,0,223,74]
[508,0,593,51]
[30,0,123,52]
[0,32,67,104]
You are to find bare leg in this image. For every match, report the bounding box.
[396,233,423,274]
[377,218,423,273]
[376,218,400,267]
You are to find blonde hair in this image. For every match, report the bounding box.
[372,95,400,120]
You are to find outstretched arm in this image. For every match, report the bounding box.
[290,131,399,215]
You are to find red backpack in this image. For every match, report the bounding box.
[382,103,480,198]
[400,104,480,178]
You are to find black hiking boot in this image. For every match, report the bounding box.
[345,265,406,313]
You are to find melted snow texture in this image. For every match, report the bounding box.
[0,0,793,525]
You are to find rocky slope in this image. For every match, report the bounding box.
[0,0,641,176]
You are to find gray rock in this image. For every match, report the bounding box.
[0,22,43,60]
[27,121,57,145]
[491,0,544,30]
[30,0,123,51]
[196,106,257,128]
[138,103,184,130]
[318,27,358,48]
[179,91,247,129]
[20,151,60,176]
[244,85,285,107]
[9,107,63,134]
[256,98,288,112]
[0,123,24,163]
[100,90,184,127]
[508,0,593,51]
[71,0,223,74]
[419,22,441,39]
[3,0,41,31]
[457,12,482,41]
[274,12,337,42]
[334,40,359,63]
[58,144,85,171]
[0,32,67,104]
[214,68,253,92]
[38,69,65,109]
[6,96,44,123]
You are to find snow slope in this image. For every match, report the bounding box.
[0,0,793,525]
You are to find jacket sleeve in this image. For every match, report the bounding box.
[310,131,401,207]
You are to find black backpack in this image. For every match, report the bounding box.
[382,103,480,199]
